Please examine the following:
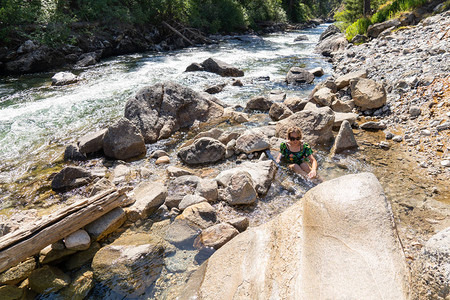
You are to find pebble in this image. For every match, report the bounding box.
[393,135,403,142]
[441,160,450,167]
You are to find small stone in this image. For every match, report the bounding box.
[64,230,91,251]
[385,132,394,139]
[441,160,450,167]
[155,156,170,165]
[379,141,390,149]
[393,135,403,142]
[421,130,431,136]
[409,106,421,117]
[150,150,169,159]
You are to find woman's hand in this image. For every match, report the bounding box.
[308,169,317,179]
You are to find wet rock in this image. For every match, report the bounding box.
[64,144,87,161]
[178,137,226,165]
[294,34,309,42]
[39,245,76,264]
[309,67,324,77]
[150,150,169,159]
[64,242,101,271]
[360,121,387,130]
[205,83,226,94]
[179,194,208,211]
[286,67,314,85]
[78,129,106,155]
[92,233,165,297]
[165,219,200,248]
[6,46,65,74]
[350,78,387,110]
[185,62,204,72]
[51,166,92,192]
[0,257,36,285]
[312,87,336,107]
[276,103,335,146]
[124,82,224,143]
[88,178,115,197]
[126,182,167,221]
[28,265,71,294]
[268,90,286,102]
[195,223,239,249]
[219,171,257,205]
[235,131,270,154]
[335,69,367,89]
[51,72,78,86]
[85,207,127,241]
[331,120,358,154]
[59,269,94,300]
[164,249,197,273]
[218,131,241,145]
[165,175,201,208]
[177,202,217,229]
[201,58,244,77]
[216,160,277,196]
[269,102,293,121]
[65,229,91,251]
[245,96,273,112]
[232,79,243,86]
[111,164,131,184]
[411,227,450,300]
[195,179,218,202]
[226,217,249,232]
[0,285,23,299]
[103,118,146,160]
[76,52,99,67]
[167,166,194,177]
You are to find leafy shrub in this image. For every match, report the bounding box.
[345,17,371,40]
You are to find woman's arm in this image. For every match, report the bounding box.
[275,152,282,164]
[307,154,318,178]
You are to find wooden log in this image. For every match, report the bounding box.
[162,21,194,46]
[0,188,127,273]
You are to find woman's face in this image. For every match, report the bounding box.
[288,132,301,143]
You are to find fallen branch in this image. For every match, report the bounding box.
[162,21,194,46]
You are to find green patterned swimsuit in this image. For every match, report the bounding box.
[280,142,313,165]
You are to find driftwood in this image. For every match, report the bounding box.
[162,21,194,46]
[0,188,127,273]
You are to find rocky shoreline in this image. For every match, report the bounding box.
[0,10,449,299]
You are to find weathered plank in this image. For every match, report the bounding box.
[0,188,127,273]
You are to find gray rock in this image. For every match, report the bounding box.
[64,144,87,161]
[201,58,244,77]
[393,135,403,142]
[409,106,421,118]
[85,207,127,241]
[178,202,217,229]
[124,82,224,143]
[286,67,314,85]
[205,83,226,94]
[179,194,208,211]
[178,137,226,165]
[165,219,200,248]
[319,24,341,41]
[283,97,308,112]
[28,265,71,294]
[150,150,169,159]
[88,178,115,197]
[268,90,286,102]
[165,175,201,208]
[226,217,249,232]
[103,118,146,160]
[64,229,91,251]
[269,102,293,121]
[195,179,218,202]
[332,120,358,154]
[367,19,401,38]
[312,87,336,106]
[78,129,107,154]
[185,62,204,72]
[294,34,309,42]
[195,223,239,249]
[350,78,387,110]
[51,166,92,192]
[335,69,367,89]
[235,131,270,154]
[276,104,335,146]
[126,182,167,221]
[411,227,450,300]
[331,99,353,113]
[245,96,273,112]
[316,33,348,56]
[360,121,387,130]
[441,160,450,167]
[309,67,324,76]
[220,171,257,205]
[167,166,194,177]
[64,242,101,271]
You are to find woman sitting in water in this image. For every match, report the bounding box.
[275,126,320,181]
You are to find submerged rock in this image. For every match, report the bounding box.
[51,166,92,192]
[286,67,314,85]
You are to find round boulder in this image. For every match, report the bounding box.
[178,137,226,165]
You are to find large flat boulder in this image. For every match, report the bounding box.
[124,82,224,143]
[179,173,410,300]
[102,118,146,160]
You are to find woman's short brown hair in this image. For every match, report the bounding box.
[287,126,302,140]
